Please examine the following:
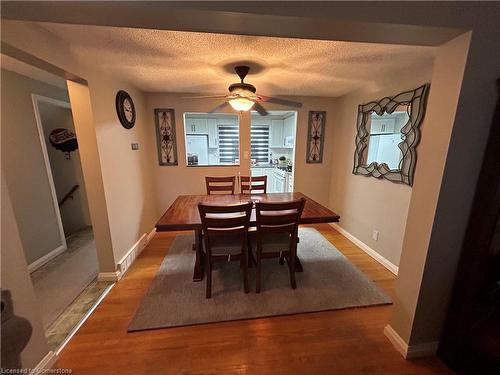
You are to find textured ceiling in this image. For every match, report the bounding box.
[39,23,435,97]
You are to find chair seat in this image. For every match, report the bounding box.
[209,235,245,256]
[250,232,291,253]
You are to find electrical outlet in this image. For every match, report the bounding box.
[131,143,139,150]
[372,230,379,241]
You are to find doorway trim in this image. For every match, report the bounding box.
[29,94,71,272]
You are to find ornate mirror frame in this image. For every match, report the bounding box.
[352,84,430,186]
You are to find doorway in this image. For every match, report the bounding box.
[1,61,113,352]
[250,111,297,193]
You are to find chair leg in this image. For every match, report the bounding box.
[289,251,297,290]
[243,250,249,294]
[247,238,254,268]
[205,255,212,299]
[256,251,262,294]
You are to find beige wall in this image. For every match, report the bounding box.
[38,101,91,235]
[2,21,158,270]
[145,93,337,213]
[328,66,433,267]
[66,81,115,272]
[87,73,157,263]
[389,32,471,345]
[1,68,68,265]
[1,175,50,369]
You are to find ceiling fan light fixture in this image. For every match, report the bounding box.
[228,97,255,112]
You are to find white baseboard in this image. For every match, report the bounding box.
[146,227,157,243]
[34,350,58,371]
[384,325,439,359]
[28,245,67,273]
[330,223,399,275]
[117,227,157,277]
[97,270,121,282]
[98,228,156,282]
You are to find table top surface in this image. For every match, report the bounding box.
[155,192,340,231]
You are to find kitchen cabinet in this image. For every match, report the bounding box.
[251,167,264,177]
[270,120,284,147]
[370,117,396,134]
[283,116,295,139]
[207,119,218,148]
[287,172,294,192]
[185,118,208,134]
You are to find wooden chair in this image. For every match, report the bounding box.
[240,176,267,194]
[205,176,236,195]
[198,202,253,298]
[253,198,306,293]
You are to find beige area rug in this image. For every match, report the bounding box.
[128,228,392,331]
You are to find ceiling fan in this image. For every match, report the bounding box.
[184,65,302,116]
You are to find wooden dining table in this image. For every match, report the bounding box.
[155,192,340,281]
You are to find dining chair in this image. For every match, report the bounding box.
[205,176,236,195]
[252,198,306,293]
[198,201,253,298]
[240,176,267,194]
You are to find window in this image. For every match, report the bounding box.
[250,124,270,163]
[183,113,239,166]
[218,123,240,164]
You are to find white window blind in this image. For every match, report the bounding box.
[251,124,270,163]
[218,124,240,164]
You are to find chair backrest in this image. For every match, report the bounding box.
[205,176,235,195]
[255,198,306,237]
[240,175,267,194]
[198,202,253,254]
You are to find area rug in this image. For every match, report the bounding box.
[128,228,392,331]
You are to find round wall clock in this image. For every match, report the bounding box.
[115,90,136,129]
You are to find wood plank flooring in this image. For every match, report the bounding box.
[54,224,453,374]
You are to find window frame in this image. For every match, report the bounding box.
[183,112,240,167]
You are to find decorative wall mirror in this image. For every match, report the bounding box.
[352,84,430,186]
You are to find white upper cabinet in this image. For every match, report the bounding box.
[283,115,295,147]
[185,118,208,134]
[370,117,396,134]
[207,119,218,148]
[270,119,284,147]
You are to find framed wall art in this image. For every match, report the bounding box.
[154,108,178,166]
[306,111,326,163]
[352,84,430,186]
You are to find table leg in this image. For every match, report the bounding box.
[193,228,204,282]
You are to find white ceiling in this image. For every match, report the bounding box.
[38,23,435,97]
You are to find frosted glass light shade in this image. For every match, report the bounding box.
[229,97,255,112]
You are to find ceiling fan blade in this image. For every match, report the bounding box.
[258,95,303,108]
[208,101,230,113]
[182,94,228,99]
[252,102,269,116]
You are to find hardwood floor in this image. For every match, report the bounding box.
[54,224,453,374]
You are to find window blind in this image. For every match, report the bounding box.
[251,124,270,163]
[218,124,240,164]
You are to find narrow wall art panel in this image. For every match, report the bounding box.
[306,111,326,163]
[154,108,178,166]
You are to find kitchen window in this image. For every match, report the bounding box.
[251,124,270,164]
[184,113,239,166]
[218,123,240,164]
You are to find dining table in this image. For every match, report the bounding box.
[155,192,340,282]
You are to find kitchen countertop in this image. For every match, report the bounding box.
[251,164,276,168]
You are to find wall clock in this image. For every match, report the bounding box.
[115,90,136,129]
